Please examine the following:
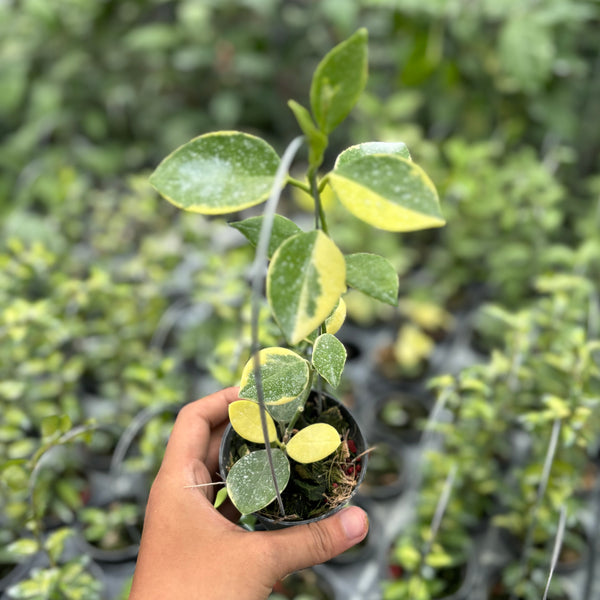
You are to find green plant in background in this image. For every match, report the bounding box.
[384,460,470,600]
[1,416,102,600]
[395,267,600,597]
[150,29,445,518]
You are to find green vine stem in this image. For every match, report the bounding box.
[250,135,305,517]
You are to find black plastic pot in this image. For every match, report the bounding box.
[219,391,368,529]
[270,567,337,599]
[357,439,404,501]
[374,391,432,445]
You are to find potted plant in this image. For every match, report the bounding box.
[385,526,471,600]
[149,29,444,524]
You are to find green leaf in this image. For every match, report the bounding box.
[149,131,280,214]
[265,394,309,424]
[312,334,346,388]
[1,462,28,491]
[288,100,328,167]
[230,215,302,258]
[239,348,311,423]
[214,487,228,510]
[345,253,399,305]
[226,449,290,515]
[6,538,40,558]
[228,400,278,444]
[45,528,73,564]
[41,415,60,440]
[329,154,445,232]
[267,231,346,345]
[335,142,411,168]
[310,28,368,134]
[286,423,341,464]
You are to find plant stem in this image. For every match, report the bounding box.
[282,406,305,444]
[287,176,311,194]
[250,135,304,517]
[308,167,329,235]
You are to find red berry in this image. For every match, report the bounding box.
[348,439,357,454]
[389,565,403,578]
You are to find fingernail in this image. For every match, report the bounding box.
[339,506,368,541]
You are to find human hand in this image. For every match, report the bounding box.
[129,387,369,600]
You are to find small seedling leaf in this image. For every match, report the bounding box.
[345,253,399,305]
[288,100,328,167]
[239,348,311,419]
[230,215,302,258]
[286,423,341,464]
[214,487,228,510]
[310,28,368,134]
[335,142,411,168]
[267,231,346,345]
[312,334,346,388]
[150,131,280,214]
[229,400,278,444]
[226,449,290,515]
[329,154,444,232]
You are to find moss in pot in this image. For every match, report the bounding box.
[149,30,444,525]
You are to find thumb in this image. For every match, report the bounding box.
[262,506,369,578]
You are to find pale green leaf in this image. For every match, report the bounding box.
[41,415,60,440]
[267,231,346,345]
[226,449,290,515]
[230,215,302,258]
[1,462,28,491]
[310,28,368,134]
[150,131,280,214]
[312,334,346,388]
[329,154,444,232]
[286,423,341,464]
[335,142,411,168]
[239,348,311,422]
[214,487,228,510]
[228,400,278,444]
[6,538,40,558]
[265,387,311,424]
[45,528,73,564]
[288,100,328,167]
[345,253,399,305]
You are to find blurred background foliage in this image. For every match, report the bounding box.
[0,0,599,597]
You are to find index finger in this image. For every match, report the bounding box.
[162,387,239,470]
